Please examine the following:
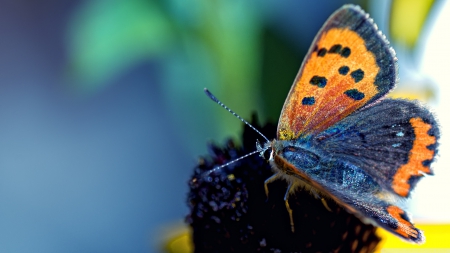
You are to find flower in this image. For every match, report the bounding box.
[187,114,380,252]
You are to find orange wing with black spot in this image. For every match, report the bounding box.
[277,5,397,140]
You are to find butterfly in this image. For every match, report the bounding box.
[204,4,439,244]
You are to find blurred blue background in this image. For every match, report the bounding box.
[0,0,448,252]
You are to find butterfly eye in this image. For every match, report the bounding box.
[260,148,271,161]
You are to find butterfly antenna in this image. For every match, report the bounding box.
[204,88,270,143]
[200,88,271,177]
[201,149,261,177]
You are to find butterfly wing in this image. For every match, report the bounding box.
[272,144,426,243]
[314,98,439,198]
[345,193,425,243]
[277,5,397,140]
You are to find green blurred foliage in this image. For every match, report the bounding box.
[66,0,174,92]
[160,0,264,143]
[65,0,272,147]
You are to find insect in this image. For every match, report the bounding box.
[204,4,439,244]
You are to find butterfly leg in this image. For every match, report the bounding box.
[264,173,280,200]
[284,182,295,232]
[320,198,332,212]
[310,188,332,212]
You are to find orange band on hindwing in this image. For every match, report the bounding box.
[392,117,436,196]
[386,205,419,239]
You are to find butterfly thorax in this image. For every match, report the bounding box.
[269,138,322,187]
[270,139,319,174]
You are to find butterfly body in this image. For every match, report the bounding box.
[265,5,440,244]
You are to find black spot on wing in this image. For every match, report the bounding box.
[344,89,365,100]
[338,66,349,75]
[329,44,342,53]
[310,76,327,88]
[341,47,351,58]
[351,69,365,83]
[422,159,432,167]
[317,48,327,57]
[302,97,315,105]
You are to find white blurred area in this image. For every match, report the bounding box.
[411,0,450,223]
